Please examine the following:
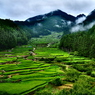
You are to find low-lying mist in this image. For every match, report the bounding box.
[71,16,95,32]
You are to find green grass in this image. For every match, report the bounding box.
[0,81,47,95]
[0,57,17,64]
[29,32,63,46]
[0,43,95,95]
[0,47,65,94]
[0,62,63,94]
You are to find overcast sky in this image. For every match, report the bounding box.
[0,0,95,21]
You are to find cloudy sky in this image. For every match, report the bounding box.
[0,0,95,21]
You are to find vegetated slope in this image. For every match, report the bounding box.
[15,9,81,37]
[59,25,95,58]
[29,32,63,47]
[0,19,32,50]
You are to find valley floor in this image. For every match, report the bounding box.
[0,46,95,95]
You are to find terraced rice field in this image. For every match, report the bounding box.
[0,46,64,95]
[0,46,93,95]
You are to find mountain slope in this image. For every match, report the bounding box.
[15,10,77,37]
[83,9,95,25]
[59,24,95,58]
[0,19,30,50]
[26,9,76,22]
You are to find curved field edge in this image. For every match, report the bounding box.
[0,81,47,95]
[0,46,93,95]
[21,82,48,95]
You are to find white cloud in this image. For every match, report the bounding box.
[55,25,61,28]
[71,21,95,32]
[76,17,86,24]
[0,0,95,20]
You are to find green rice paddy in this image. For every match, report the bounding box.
[0,45,94,95]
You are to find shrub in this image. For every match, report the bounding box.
[57,64,66,70]
[86,70,92,75]
[57,89,71,95]
[65,69,81,82]
[39,57,55,63]
[72,64,86,72]
[57,76,95,95]
[0,91,11,95]
[56,58,68,62]
[39,57,45,61]
[91,71,95,77]
[69,51,78,55]
[50,78,62,86]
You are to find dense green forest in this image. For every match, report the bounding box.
[0,19,33,50]
[59,25,95,58]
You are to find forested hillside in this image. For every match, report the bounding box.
[0,19,32,50]
[59,25,95,58]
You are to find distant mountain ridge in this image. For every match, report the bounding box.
[14,9,95,37]
[76,14,86,19]
[15,9,86,37]
[26,9,76,23]
[83,9,95,25]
